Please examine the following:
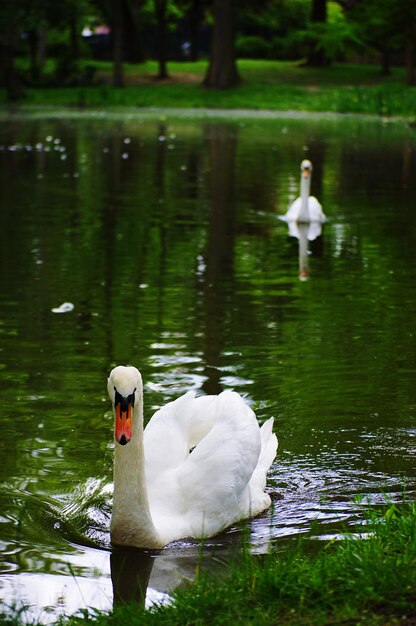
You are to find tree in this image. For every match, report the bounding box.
[346,0,398,76]
[0,0,53,97]
[112,0,124,85]
[393,0,416,85]
[306,0,328,66]
[346,0,416,85]
[204,0,240,88]
[186,0,206,61]
[155,0,169,79]
[0,1,23,99]
[95,0,146,86]
[124,0,146,62]
[176,0,208,61]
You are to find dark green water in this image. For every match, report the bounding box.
[0,110,415,619]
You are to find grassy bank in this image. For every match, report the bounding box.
[3,502,416,626]
[2,60,416,117]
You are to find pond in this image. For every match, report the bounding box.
[0,109,415,621]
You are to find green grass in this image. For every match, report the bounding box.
[2,502,416,625]
[2,59,416,117]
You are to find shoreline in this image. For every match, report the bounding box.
[0,104,412,124]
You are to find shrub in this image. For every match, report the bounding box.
[236,35,272,60]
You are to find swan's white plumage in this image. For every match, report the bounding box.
[285,195,325,222]
[283,159,326,223]
[108,366,277,549]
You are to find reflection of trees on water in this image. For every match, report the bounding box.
[307,137,325,201]
[201,124,238,395]
[2,117,416,620]
[1,117,415,477]
[401,138,412,189]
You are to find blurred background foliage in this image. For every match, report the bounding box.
[1,0,416,99]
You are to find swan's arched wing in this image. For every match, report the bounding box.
[143,390,275,542]
[309,196,326,222]
[144,391,193,473]
[284,196,325,224]
[174,391,262,536]
[144,391,219,476]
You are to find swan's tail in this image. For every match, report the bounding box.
[258,417,278,472]
[248,417,277,512]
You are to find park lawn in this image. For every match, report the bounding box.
[2,59,416,117]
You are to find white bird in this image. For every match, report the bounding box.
[284,159,326,223]
[107,365,277,549]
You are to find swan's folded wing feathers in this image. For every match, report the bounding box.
[184,394,220,448]
[144,389,276,541]
[144,391,197,474]
[309,196,326,221]
[144,391,219,477]
[175,391,262,535]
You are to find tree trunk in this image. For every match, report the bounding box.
[155,0,169,79]
[1,38,21,100]
[311,0,327,22]
[28,30,40,82]
[125,0,146,63]
[69,10,79,62]
[405,37,415,86]
[203,0,240,89]
[112,0,124,86]
[188,0,201,62]
[381,48,391,76]
[38,27,46,68]
[202,124,237,395]
[307,0,328,67]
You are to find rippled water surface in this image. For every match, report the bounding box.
[0,110,415,620]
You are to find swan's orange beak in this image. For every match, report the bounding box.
[114,391,134,445]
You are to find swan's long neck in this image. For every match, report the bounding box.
[298,173,310,222]
[111,393,162,549]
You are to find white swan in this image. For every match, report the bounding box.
[284,159,326,223]
[107,365,277,549]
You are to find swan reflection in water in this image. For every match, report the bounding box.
[109,526,259,609]
[286,220,324,281]
[111,547,166,608]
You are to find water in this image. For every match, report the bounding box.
[0,109,415,620]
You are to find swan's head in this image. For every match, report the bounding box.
[107,366,142,446]
[300,159,312,178]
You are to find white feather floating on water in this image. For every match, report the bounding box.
[51,302,74,314]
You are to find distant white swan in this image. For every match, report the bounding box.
[108,365,278,549]
[284,159,326,223]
